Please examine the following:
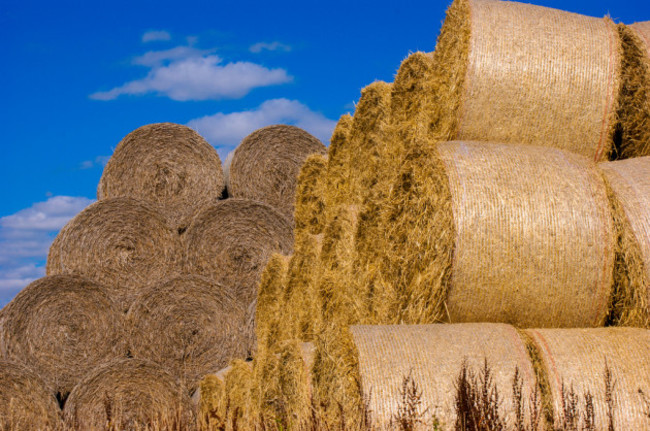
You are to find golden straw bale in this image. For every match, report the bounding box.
[0,361,63,430]
[325,114,354,210]
[46,197,181,310]
[126,275,248,393]
[599,157,650,327]
[255,253,290,351]
[223,359,257,430]
[432,0,622,161]
[227,125,326,221]
[197,374,226,429]
[63,358,195,430]
[618,23,650,158]
[0,275,126,398]
[526,328,650,430]
[350,324,538,430]
[184,199,294,311]
[270,339,312,428]
[98,123,224,229]
[294,153,328,238]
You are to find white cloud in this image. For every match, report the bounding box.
[187,98,337,158]
[142,30,171,43]
[90,45,292,101]
[0,196,93,305]
[80,155,111,170]
[250,41,292,53]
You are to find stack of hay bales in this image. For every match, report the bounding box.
[1,121,319,428]
[203,0,650,428]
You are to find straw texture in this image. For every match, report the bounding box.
[126,275,248,392]
[64,359,194,429]
[351,324,537,430]
[0,275,126,397]
[0,361,63,430]
[294,153,328,238]
[325,114,354,210]
[599,157,650,327]
[434,0,622,161]
[527,328,650,430]
[46,197,181,309]
[440,141,614,327]
[184,199,294,310]
[227,125,326,221]
[255,253,290,351]
[98,123,224,228]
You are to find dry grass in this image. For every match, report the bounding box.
[294,154,329,238]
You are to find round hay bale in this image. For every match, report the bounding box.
[0,361,63,429]
[384,141,614,327]
[294,153,328,238]
[98,123,225,229]
[347,324,538,430]
[432,0,622,161]
[526,328,650,430]
[126,275,249,392]
[0,275,126,397]
[227,125,326,221]
[63,358,195,430]
[618,23,650,158]
[599,157,650,327]
[184,198,294,310]
[46,197,181,309]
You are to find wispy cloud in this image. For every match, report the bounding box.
[249,41,292,53]
[0,196,93,306]
[90,44,292,101]
[80,155,110,170]
[142,30,171,43]
[187,98,336,158]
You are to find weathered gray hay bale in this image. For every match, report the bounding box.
[294,153,328,238]
[63,358,195,430]
[46,197,181,309]
[349,324,537,430]
[433,0,621,161]
[0,275,126,397]
[0,361,63,430]
[184,198,293,310]
[599,157,650,327]
[618,22,650,158]
[227,125,326,221]
[381,141,614,327]
[98,123,224,228]
[526,328,650,430]
[126,275,248,393]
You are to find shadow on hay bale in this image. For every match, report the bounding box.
[0,360,63,430]
[432,0,622,161]
[227,125,327,221]
[0,275,126,399]
[126,275,248,393]
[63,358,195,430]
[98,123,225,229]
[46,197,182,310]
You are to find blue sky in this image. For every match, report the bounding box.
[1,0,649,306]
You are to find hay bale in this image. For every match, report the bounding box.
[227,125,326,221]
[349,324,538,430]
[64,359,195,430]
[255,253,290,351]
[184,199,294,311]
[599,157,650,327]
[325,114,354,210]
[0,361,63,429]
[618,23,650,158]
[0,275,126,397]
[98,123,225,228]
[46,197,181,309]
[432,0,622,161]
[294,153,328,238]
[526,328,650,430]
[126,275,249,392]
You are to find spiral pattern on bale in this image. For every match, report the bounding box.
[227,125,326,221]
[184,199,294,309]
[63,359,195,430]
[0,361,63,429]
[98,123,225,228]
[46,197,182,309]
[126,275,248,392]
[0,275,126,397]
